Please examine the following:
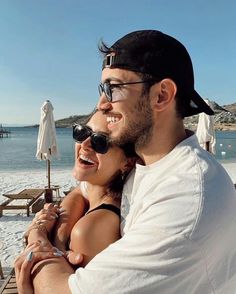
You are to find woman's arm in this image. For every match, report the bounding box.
[52,186,89,251]
[16,202,121,292]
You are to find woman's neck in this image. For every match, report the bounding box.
[87,183,117,209]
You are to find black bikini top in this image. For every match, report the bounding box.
[86,203,120,218]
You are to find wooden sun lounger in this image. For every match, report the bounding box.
[0,269,17,294]
[0,189,45,217]
[0,262,4,280]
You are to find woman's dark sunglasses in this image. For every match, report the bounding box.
[73,124,110,154]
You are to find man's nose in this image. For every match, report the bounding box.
[97,94,112,112]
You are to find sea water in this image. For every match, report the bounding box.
[0,127,236,172]
[0,127,75,171]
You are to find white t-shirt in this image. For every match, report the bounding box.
[69,134,236,293]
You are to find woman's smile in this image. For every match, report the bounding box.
[78,153,97,168]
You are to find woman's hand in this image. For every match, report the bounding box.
[32,203,61,233]
[28,203,84,266]
[14,241,64,294]
[28,204,84,265]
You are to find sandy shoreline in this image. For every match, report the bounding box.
[0,163,236,269]
[0,169,76,269]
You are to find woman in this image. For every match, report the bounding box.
[15,110,137,293]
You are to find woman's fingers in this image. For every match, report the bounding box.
[33,205,66,222]
[35,208,58,220]
[32,207,59,232]
[15,241,64,272]
[44,203,55,209]
[29,204,66,234]
[26,206,63,236]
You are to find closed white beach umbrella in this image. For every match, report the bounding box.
[196,99,216,154]
[36,100,59,189]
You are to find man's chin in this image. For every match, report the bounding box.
[109,128,121,142]
[111,132,134,146]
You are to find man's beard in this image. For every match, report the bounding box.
[112,95,154,150]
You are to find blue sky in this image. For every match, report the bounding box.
[0,0,236,125]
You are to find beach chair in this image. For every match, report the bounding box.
[0,261,4,280]
[0,189,45,217]
[0,242,4,280]
[0,268,18,293]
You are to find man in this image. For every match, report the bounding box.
[16,30,236,293]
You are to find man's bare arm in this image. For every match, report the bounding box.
[31,257,73,294]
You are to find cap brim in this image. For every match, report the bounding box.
[184,90,214,117]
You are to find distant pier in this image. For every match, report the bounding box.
[0,124,11,138]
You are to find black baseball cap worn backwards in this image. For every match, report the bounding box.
[102,30,214,117]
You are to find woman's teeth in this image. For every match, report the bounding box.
[79,154,95,164]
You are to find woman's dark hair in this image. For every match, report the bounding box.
[80,107,138,200]
[108,143,138,199]
[107,142,137,200]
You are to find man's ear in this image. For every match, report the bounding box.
[152,79,177,111]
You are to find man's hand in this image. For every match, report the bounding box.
[14,241,64,294]
[66,250,84,265]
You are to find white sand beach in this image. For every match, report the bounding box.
[0,163,236,270]
[0,169,76,270]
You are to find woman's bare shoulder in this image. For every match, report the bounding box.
[74,208,120,237]
[70,208,121,261]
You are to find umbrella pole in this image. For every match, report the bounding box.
[45,159,52,203]
[47,159,51,188]
[206,141,210,152]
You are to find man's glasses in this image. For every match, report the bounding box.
[73,124,110,154]
[98,80,158,102]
